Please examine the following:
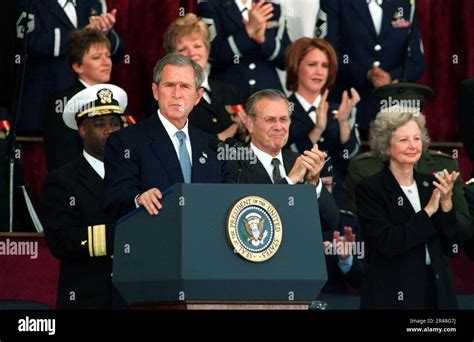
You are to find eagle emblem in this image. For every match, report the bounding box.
[243,213,268,246]
[97,89,113,104]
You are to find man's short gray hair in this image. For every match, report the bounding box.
[245,89,290,120]
[369,110,430,162]
[152,53,204,89]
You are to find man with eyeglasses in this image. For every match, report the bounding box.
[224,89,339,231]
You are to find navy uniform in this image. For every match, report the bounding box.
[14,0,124,133]
[197,0,291,99]
[40,84,127,309]
[321,0,425,136]
[342,150,472,239]
[287,93,360,204]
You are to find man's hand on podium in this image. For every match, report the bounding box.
[137,188,163,215]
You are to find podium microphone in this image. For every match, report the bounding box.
[224,138,251,184]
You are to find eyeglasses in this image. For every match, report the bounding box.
[254,115,291,125]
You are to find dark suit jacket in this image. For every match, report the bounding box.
[197,0,290,98]
[14,0,123,132]
[40,156,116,309]
[104,114,223,219]
[458,77,474,165]
[43,80,85,172]
[146,79,242,136]
[224,148,339,232]
[321,0,425,133]
[355,167,464,309]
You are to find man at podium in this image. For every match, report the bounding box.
[104,54,224,219]
[224,89,339,231]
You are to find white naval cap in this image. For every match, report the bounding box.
[63,83,128,130]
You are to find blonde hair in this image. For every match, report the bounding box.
[163,13,210,54]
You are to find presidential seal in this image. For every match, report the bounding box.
[227,196,283,262]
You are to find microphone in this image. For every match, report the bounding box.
[209,138,254,184]
[223,138,252,184]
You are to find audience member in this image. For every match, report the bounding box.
[14,0,123,133]
[197,0,291,99]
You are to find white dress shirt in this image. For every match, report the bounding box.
[295,92,321,124]
[201,75,212,104]
[250,143,322,197]
[235,0,252,21]
[83,150,105,179]
[251,143,287,184]
[367,0,383,35]
[400,182,432,265]
[57,0,78,28]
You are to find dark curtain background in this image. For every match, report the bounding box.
[107,0,197,120]
[417,0,474,142]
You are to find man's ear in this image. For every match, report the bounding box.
[245,116,253,134]
[194,87,204,105]
[78,123,86,139]
[152,82,159,101]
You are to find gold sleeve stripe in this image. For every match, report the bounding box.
[92,224,107,257]
[88,226,94,257]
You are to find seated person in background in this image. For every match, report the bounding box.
[224,88,339,232]
[104,54,223,219]
[146,13,246,142]
[197,0,291,98]
[44,28,113,172]
[41,84,127,309]
[285,37,360,204]
[355,108,465,309]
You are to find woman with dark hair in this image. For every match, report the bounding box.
[285,37,360,202]
[355,109,465,309]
